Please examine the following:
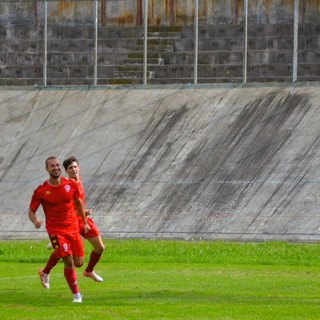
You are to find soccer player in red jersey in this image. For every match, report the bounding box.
[43,156,105,282]
[63,156,105,281]
[28,156,90,303]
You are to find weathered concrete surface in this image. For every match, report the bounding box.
[1,84,320,242]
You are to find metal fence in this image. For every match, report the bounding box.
[0,0,318,86]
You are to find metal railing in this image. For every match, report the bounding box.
[0,0,317,86]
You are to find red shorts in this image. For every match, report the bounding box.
[79,217,100,239]
[49,232,84,258]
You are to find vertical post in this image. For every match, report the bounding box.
[169,0,174,26]
[243,0,248,83]
[43,0,47,87]
[94,0,98,86]
[193,0,198,84]
[101,0,106,26]
[137,0,142,26]
[293,0,299,82]
[143,0,148,86]
[33,0,38,27]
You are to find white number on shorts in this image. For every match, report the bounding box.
[62,243,68,252]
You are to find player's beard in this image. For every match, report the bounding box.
[49,170,61,179]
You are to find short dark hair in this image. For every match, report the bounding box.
[63,156,79,170]
[45,156,58,168]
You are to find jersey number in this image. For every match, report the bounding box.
[62,243,69,252]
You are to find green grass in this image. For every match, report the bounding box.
[1,240,320,319]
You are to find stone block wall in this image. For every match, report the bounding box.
[0,0,320,85]
[1,22,320,85]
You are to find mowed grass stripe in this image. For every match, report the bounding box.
[0,240,320,319]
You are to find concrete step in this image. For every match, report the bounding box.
[98,26,182,40]
[247,64,293,77]
[197,24,296,39]
[129,44,174,52]
[0,53,41,65]
[122,57,164,65]
[103,78,142,85]
[175,38,244,51]
[0,40,42,52]
[298,50,320,64]
[146,31,183,39]
[45,78,94,86]
[137,38,177,46]
[248,50,293,64]
[96,26,144,39]
[112,64,142,78]
[0,78,42,86]
[121,51,243,65]
[298,24,320,36]
[147,26,183,33]
[100,63,294,81]
[113,70,143,78]
[0,65,42,79]
[147,77,242,84]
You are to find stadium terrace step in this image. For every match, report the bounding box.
[137,38,177,46]
[146,31,183,39]
[112,65,143,79]
[298,50,320,64]
[122,57,164,65]
[147,77,243,84]
[147,26,183,33]
[98,26,144,39]
[1,23,320,85]
[103,78,142,85]
[129,44,174,53]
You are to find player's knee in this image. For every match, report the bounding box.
[92,239,105,254]
[96,243,105,254]
[74,257,84,268]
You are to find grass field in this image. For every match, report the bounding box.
[1,239,320,319]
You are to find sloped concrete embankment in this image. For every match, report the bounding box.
[1,84,320,241]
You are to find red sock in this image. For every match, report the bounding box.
[64,268,79,294]
[43,251,60,274]
[85,251,102,273]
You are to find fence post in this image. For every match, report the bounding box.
[243,0,248,83]
[94,0,98,86]
[143,0,148,86]
[43,0,47,87]
[293,0,299,82]
[194,0,198,85]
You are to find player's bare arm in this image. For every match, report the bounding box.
[28,208,43,229]
[74,198,90,233]
[76,208,92,216]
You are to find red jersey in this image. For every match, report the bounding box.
[29,176,80,235]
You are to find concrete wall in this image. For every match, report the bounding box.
[1,84,320,242]
[1,0,320,26]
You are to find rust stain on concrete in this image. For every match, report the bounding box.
[118,12,134,26]
[57,0,74,14]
